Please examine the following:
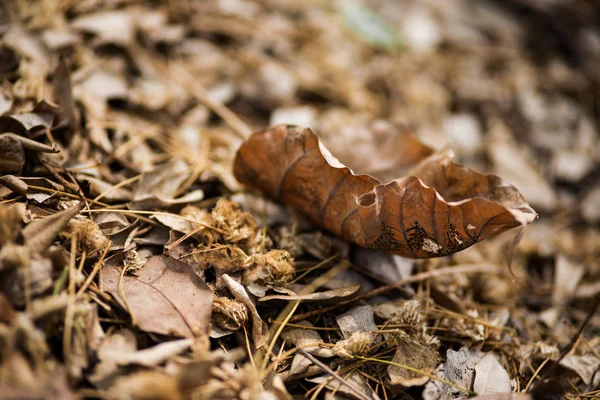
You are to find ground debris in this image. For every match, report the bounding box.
[0,0,598,399]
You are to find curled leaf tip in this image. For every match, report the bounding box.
[234,125,536,258]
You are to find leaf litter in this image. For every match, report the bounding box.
[0,0,599,399]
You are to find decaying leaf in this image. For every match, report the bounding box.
[283,321,334,377]
[560,353,600,385]
[283,320,335,357]
[473,353,511,394]
[100,254,212,338]
[234,125,536,258]
[336,305,377,337]
[424,346,511,400]
[307,372,381,400]
[221,274,269,348]
[22,203,82,252]
[388,333,438,387]
[259,284,360,302]
[130,158,204,209]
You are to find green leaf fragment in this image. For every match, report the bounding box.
[341,5,402,50]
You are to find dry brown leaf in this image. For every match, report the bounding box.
[234,125,536,258]
[388,335,438,387]
[307,372,380,400]
[100,255,212,338]
[130,158,203,209]
[0,175,27,196]
[22,203,82,253]
[259,284,359,302]
[0,134,24,173]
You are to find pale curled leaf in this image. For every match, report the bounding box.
[0,134,24,173]
[0,174,28,196]
[234,125,536,258]
[114,339,194,367]
[259,284,359,302]
[222,274,269,348]
[388,339,438,387]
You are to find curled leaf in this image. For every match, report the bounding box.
[0,134,24,173]
[234,125,536,258]
[23,203,82,252]
[259,284,359,302]
[222,274,269,348]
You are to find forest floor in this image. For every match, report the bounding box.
[0,0,599,399]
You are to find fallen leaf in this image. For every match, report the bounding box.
[130,158,203,209]
[259,285,359,302]
[0,175,28,196]
[234,125,536,258]
[283,321,334,377]
[423,346,486,400]
[100,255,212,338]
[115,338,194,367]
[352,246,414,289]
[341,4,403,50]
[388,335,438,387]
[222,274,269,348]
[560,354,600,385]
[336,305,378,340]
[307,372,381,400]
[283,321,335,358]
[473,353,511,394]
[22,203,82,252]
[0,134,24,173]
[89,329,137,389]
